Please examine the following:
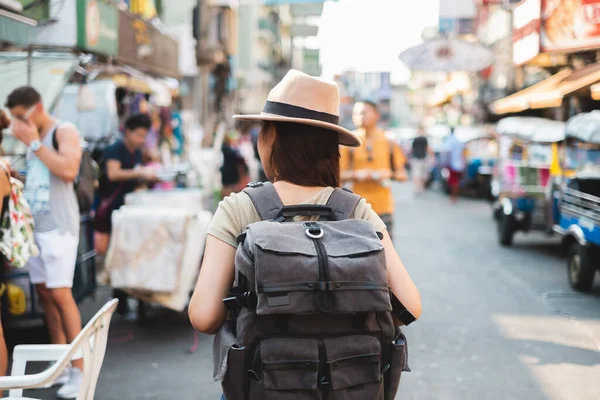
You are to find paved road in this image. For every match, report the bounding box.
[12,182,600,400]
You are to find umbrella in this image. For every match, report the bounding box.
[399,38,494,72]
[566,111,600,144]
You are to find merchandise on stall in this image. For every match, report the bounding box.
[103,189,212,312]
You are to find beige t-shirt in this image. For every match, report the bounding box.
[208,187,387,248]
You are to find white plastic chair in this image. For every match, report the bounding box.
[0,299,119,400]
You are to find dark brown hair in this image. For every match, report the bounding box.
[263,121,340,187]
[5,86,42,109]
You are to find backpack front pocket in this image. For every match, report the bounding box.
[324,335,384,400]
[249,338,322,400]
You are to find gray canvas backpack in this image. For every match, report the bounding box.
[213,182,410,400]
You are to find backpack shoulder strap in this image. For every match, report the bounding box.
[243,181,284,221]
[51,122,64,151]
[327,188,361,221]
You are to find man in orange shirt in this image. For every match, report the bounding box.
[340,101,407,240]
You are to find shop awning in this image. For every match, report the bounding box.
[0,7,36,47]
[491,64,600,114]
[490,69,572,114]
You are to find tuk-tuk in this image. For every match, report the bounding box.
[440,126,498,198]
[554,111,600,291]
[493,117,565,246]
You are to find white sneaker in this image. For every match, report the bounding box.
[43,364,71,388]
[56,367,82,399]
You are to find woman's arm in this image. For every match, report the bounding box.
[381,230,422,320]
[189,236,236,334]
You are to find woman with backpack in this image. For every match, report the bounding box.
[189,70,421,400]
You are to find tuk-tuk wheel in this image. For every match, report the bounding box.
[497,214,515,247]
[568,244,595,292]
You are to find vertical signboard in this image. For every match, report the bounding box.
[513,0,541,65]
[77,0,119,57]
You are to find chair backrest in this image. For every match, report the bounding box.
[50,299,119,400]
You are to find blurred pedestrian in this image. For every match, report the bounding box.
[220,131,248,198]
[446,127,466,203]
[340,100,407,240]
[95,114,156,316]
[411,125,431,196]
[235,120,259,184]
[7,86,83,399]
[0,111,13,378]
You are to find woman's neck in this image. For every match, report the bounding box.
[272,181,328,205]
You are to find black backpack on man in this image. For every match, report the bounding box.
[213,182,410,400]
[52,128,99,214]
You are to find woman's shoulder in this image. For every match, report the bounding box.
[208,190,261,248]
[352,197,386,233]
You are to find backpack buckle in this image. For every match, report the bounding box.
[304,222,324,239]
[247,181,264,188]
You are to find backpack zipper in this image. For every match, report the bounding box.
[313,239,330,312]
[305,222,330,312]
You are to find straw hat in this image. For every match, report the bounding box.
[234,70,361,147]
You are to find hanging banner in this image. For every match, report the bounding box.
[118,11,179,78]
[542,0,600,53]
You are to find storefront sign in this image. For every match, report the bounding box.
[118,11,179,78]
[513,0,541,65]
[541,0,600,53]
[77,0,119,57]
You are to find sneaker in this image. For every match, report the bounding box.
[43,364,71,388]
[56,367,82,399]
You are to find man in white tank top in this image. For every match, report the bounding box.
[7,86,83,399]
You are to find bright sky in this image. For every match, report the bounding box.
[315,0,439,83]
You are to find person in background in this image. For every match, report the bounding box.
[340,100,407,240]
[0,111,14,378]
[235,120,259,184]
[220,131,248,198]
[171,99,185,158]
[95,114,157,317]
[446,127,466,203]
[411,125,432,196]
[7,86,83,399]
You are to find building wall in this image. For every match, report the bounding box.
[30,0,77,48]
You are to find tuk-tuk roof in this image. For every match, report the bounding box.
[565,111,600,144]
[454,126,493,143]
[496,117,565,143]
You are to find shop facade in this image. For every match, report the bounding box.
[492,0,600,121]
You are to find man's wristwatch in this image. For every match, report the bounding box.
[29,140,42,153]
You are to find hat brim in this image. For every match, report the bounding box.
[233,113,361,147]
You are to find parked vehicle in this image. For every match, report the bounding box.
[440,126,498,198]
[493,117,565,246]
[554,111,600,291]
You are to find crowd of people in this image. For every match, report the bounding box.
[0,74,462,400]
[0,85,185,398]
